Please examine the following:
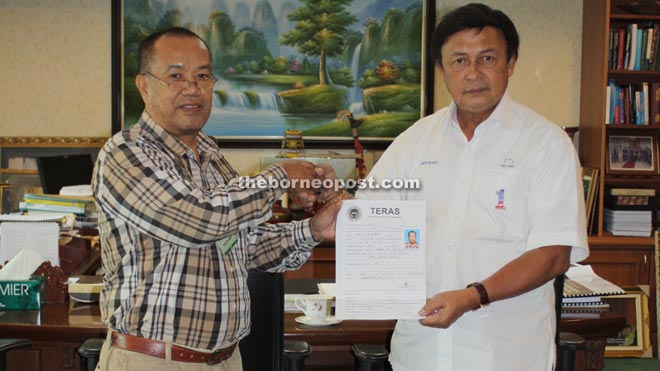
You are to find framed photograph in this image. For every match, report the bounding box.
[111,0,435,146]
[581,166,599,233]
[606,132,658,175]
[602,290,652,358]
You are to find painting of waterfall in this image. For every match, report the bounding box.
[113,0,435,141]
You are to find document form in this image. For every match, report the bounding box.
[335,199,425,320]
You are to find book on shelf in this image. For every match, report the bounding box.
[607,188,655,197]
[606,83,611,124]
[605,83,651,125]
[635,27,643,71]
[643,82,649,125]
[651,82,660,125]
[604,194,654,210]
[642,27,650,70]
[562,300,610,310]
[561,307,609,319]
[646,23,660,70]
[608,23,660,72]
[562,295,609,310]
[625,24,633,70]
[563,295,603,304]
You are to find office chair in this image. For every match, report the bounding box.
[78,338,105,371]
[241,270,311,371]
[352,276,585,371]
[0,338,31,371]
[554,275,586,371]
[352,343,391,371]
[241,270,284,370]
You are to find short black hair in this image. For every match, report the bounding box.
[431,3,519,67]
[137,27,212,74]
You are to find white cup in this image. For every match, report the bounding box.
[295,294,333,322]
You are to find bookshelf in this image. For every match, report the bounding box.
[580,0,659,354]
[580,0,660,241]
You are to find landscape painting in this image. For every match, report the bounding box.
[113,0,434,141]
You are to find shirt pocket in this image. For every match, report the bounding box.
[467,168,529,242]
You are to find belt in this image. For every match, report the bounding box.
[111,332,236,365]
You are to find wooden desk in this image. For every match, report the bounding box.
[284,311,626,371]
[0,303,624,371]
[284,314,395,371]
[0,303,105,370]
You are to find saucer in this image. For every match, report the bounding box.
[295,315,342,326]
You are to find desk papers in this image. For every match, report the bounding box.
[564,264,625,298]
[0,222,59,267]
[335,200,425,320]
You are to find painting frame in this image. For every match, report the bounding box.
[602,290,652,358]
[111,0,436,148]
[606,131,658,175]
[581,166,599,234]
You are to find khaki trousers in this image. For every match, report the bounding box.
[96,331,242,371]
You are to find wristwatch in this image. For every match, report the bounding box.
[466,282,490,310]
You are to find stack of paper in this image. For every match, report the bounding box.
[317,283,336,297]
[603,208,652,237]
[0,222,60,266]
[562,264,625,311]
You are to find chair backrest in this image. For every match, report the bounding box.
[240,270,284,371]
[553,274,565,345]
[554,274,586,371]
[0,339,31,371]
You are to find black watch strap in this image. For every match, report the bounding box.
[466,282,490,309]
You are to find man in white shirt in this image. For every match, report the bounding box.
[357,4,588,370]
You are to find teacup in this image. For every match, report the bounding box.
[295,294,333,322]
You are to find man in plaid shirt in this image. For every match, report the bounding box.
[93,27,345,370]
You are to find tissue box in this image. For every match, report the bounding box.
[0,275,45,309]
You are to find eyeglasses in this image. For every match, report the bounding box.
[142,72,217,91]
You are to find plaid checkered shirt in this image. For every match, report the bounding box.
[92,112,319,351]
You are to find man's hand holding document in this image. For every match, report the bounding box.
[335,199,425,320]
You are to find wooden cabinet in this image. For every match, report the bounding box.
[583,239,654,285]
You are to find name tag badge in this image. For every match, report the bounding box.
[218,235,238,255]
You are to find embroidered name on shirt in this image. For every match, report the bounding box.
[420,160,438,165]
[499,158,515,168]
